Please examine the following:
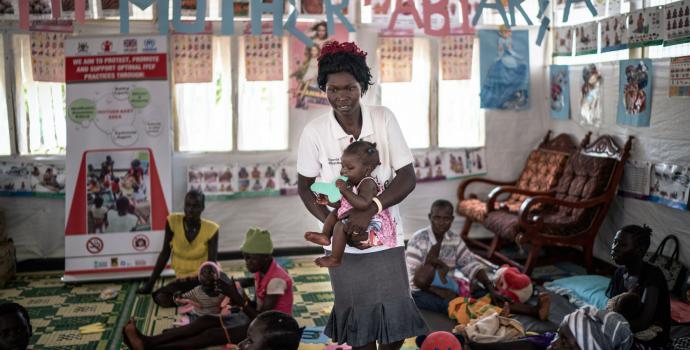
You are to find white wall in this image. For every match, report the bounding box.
[550,59,690,267]
[1,27,551,262]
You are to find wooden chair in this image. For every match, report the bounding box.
[484,135,634,275]
[456,131,578,252]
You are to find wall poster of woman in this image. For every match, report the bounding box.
[288,21,348,109]
[478,27,530,110]
[579,63,603,127]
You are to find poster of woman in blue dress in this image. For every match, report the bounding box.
[479,27,530,110]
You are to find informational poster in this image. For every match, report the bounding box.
[575,22,598,55]
[188,163,282,200]
[619,160,651,199]
[172,34,212,83]
[553,26,574,57]
[650,163,690,210]
[579,63,603,127]
[440,34,473,80]
[61,0,92,19]
[0,161,65,198]
[179,0,210,17]
[64,35,172,281]
[550,65,570,120]
[188,164,236,195]
[664,0,690,46]
[443,148,486,179]
[0,0,17,18]
[30,30,68,82]
[617,59,653,127]
[29,0,52,18]
[479,29,530,110]
[413,150,444,182]
[627,7,664,48]
[602,14,628,52]
[379,34,414,83]
[289,21,348,109]
[670,55,690,98]
[244,33,283,81]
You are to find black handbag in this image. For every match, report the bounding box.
[645,235,688,295]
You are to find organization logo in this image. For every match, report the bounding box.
[77,42,89,53]
[132,234,150,251]
[143,38,157,52]
[86,237,104,254]
[123,38,138,52]
[101,40,113,53]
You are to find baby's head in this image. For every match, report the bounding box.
[238,311,302,350]
[198,261,221,288]
[340,141,380,183]
[94,196,104,209]
[0,302,32,350]
[613,292,642,320]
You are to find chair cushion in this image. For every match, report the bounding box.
[508,150,570,206]
[484,210,521,241]
[540,152,616,235]
[458,199,490,223]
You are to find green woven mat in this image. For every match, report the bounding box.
[0,271,136,350]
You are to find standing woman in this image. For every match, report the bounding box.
[136,189,219,307]
[297,41,428,350]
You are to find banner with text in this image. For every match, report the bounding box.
[64,35,172,282]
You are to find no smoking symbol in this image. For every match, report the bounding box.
[86,237,104,254]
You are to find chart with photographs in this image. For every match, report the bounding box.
[30,31,67,82]
[244,34,283,81]
[443,148,486,179]
[188,163,282,199]
[664,0,690,46]
[650,163,690,210]
[173,34,213,83]
[554,26,574,56]
[440,34,473,80]
[602,14,628,52]
[29,0,53,18]
[413,150,445,182]
[670,55,690,98]
[0,161,65,197]
[627,7,663,47]
[379,35,414,83]
[575,22,598,55]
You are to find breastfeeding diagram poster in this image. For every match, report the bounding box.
[553,26,573,57]
[64,35,172,281]
[579,63,603,127]
[479,29,530,110]
[627,7,663,48]
[670,55,690,98]
[244,33,283,81]
[575,22,598,55]
[440,34,473,80]
[289,21,348,109]
[379,34,414,83]
[30,30,68,82]
[664,0,690,46]
[602,15,628,52]
[172,34,212,83]
[617,59,653,127]
[650,163,690,210]
[443,148,486,179]
[550,65,570,120]
[413,150,444,182]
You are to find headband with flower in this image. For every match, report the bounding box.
[317,41,367,62]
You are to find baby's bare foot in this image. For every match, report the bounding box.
[305,232,331,246]
[123,319,145,350]
[315,256,342,268]
[537,292,551,321]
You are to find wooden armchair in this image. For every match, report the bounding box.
[484,135,634,275]
[456,131,578,251]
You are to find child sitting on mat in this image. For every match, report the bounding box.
[174,261,235,325]
[304,141,396,268]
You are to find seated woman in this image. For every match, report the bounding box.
[122,228,294,349]
[607,224,671,349]
[136,189,219,307]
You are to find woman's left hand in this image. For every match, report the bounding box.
[340,206,376,238]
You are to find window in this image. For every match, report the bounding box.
[438,37,485,148]
[380,37,431,149]
[13,35,66,155]
[0,37,10,155]
[237,36,289,151]
[175,36,233,152]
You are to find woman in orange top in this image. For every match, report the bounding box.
[137,189,219,307]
